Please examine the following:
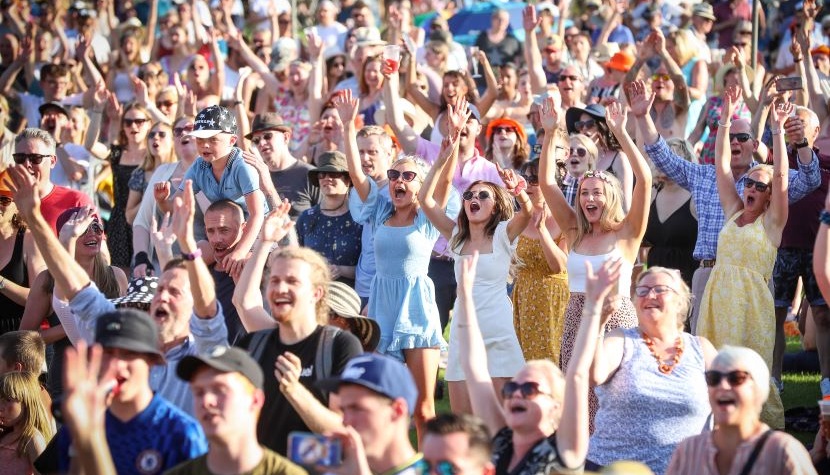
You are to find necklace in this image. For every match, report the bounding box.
[641,330,684,374]
[320,196,347,212]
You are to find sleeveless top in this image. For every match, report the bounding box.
[589,328,711,473]
[0,229,27,334]
[603,151,619,175]
[566,247,632,295]
[644,194,699,285]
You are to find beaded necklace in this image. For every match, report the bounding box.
[641,330,684,374]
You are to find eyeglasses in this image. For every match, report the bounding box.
[148,131,167,139]
[729,133,752,143]
[0,197,12,206]
[156,100,175,108]
[570,147,588,157]
[744,177,770,192]
[12,153,53,165]
[500,381,553,399]
[651,73,671,82]
[173,124,194,137]
[462,190,491,201]
[559,74,580,82]
[124,118,149,127]
[422,461,460,475]
[493,126,516,134]
[521,174,539,185]
[252,131,279,145]
[387,169,418,182]
[634,284,676,297]
[573,119,596,131]
[704,370,752,387]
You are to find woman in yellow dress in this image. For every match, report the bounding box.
[696,85,790,429]
[512,156,570,364]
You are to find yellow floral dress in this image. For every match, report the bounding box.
[512,234,570,365]
[697,211,784,429]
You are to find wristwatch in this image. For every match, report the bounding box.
[794,138,810,149]
[182,248,203,261]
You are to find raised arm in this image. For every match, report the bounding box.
[172,180,218,318]
[226,30,281,96]
[382,64,420,156]
[457,253,506,436]
[605,99,651,260]
[522,5,547,94]
[714,85,745,219]
[795,25,828,123]
[419,133,461,240]
[538,97,578,236]
[534,206,569,273]
[500,166,532,241]
[306,32,326,123]
[475,51,498,118]
[766,101,792,241]
[333,90,371,201]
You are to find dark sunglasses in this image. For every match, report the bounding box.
[521,174,539,185]
[318,171,346,179]
[421,461,459,475]
[744,177,770,192]
[634,284,676,297]
[12,153,52,165]
[84,221,104,235]
[252,132,278,145]
[493,126,516,134]
[124,118,150,127]
[149,131,167,139]
[573,119,596,131]
[651,73,670,82]
[0,197,12,206]
[729,133,752,143]
[704,370,752,387]
[174,125,194,138]
[156,100,175,108]
[570,147,588,157]
[462,190,491,201]
[501,381,553,399]
[387,169,417,182]
[559,74,580,82]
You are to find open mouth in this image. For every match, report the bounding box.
[716,397,736,409]
[154,308,170,320]
[271,295,293,310]
[469,201,481,213]
[746,195,756,206]
[394,184,406,199]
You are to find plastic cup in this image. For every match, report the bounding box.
[383,45,401,73]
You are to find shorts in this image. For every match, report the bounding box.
[772,248,826,307]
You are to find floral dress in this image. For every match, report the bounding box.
[699,96,751,165]
[273,88,311,156]
[296,206,362,288]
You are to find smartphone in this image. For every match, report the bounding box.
[288,432,342,467]
[776,76,803,91]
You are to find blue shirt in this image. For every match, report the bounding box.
[56,394,207,474]
[644,137,821,260]
[69,283,229,415]
[179,146,263,214]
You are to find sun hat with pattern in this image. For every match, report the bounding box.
[328,281,380,352]
[110,276,159,307]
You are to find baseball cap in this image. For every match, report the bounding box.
[245,112,292,139]
[109,276,159,307]
[39,101,69,119]
[189,105,239,138]
[177,346,264,389]
[95,309,165,364]
[353,27,386,47]
[317,353,418,414]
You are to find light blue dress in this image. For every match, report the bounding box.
[349,181,450,361]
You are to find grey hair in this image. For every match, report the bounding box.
[636,266,691,330]
[712,346,770,411]
[15,128,56,153]
[795,106,820,130]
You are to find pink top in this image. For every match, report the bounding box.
[666,425,817,475]
[0,441,34,475]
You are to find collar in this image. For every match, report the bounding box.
[198,147,241,170]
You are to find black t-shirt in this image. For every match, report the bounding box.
[474,31,523,67]
[236,325,363,455]
[269,161,320,219]
[210,266,247,345]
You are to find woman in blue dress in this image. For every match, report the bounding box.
[335,89,462,440]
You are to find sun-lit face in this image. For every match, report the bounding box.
[356,135,392,182]
[148,125,173,158]
[634,272,680,323]
[743,169,771,213]
[422,432,491,475]
[101,347,153,405]
[651,67,674,102]
[13,137,56,187]
[191,368,260,440]
[578,177,607,224]
[339,385,398,459]
[491,123,518,150]
[387,161,422,207]
[566,138,591,177]
[463,184,496,224]
[707,360,758,427]
[502,366,559,433]
[204,207,244,263]
[195,132,236,162]
[442,75,468,104]
[318,171,351,197]
[363,59,383,91]
[123,110,151,145]
[728,120,756,172]
[266,257,323,325]
[149,268,194,344]
[320,108,341,141]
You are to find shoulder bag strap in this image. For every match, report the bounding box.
[738,429,773,475]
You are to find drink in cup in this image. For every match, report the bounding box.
[820,398,830,439]
[384,45,401,73]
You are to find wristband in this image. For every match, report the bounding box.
[718,121,732,128]
[821,210,830,226]
[511,176,528,196]
[182,248,203,261]
[770,129,783,135]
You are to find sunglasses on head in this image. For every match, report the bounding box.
[462,190,491,201]
[0,196,12,206]
[124,118,149,127]
[252,131,279,145]
[149,131,167,139]
[421,461,459,475]
[573,119,596,131]
[173,124,194,137]
[704,370,752,387]
[744,177,770,192]
[493,126,516,134]
[634,284,676,297]
[651,73,670,82]
[12,153,52,165]
[500,381,553,399]
[729,132,752,143]
[387,169,418,182]
[521,174,539,185]
[570,147,588,157]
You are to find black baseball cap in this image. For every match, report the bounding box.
[190,105,239,138]
[177,346,264,389]
[94,309,165,364]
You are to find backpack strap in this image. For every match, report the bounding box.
[247,329,273,362]
[315,326,341,401]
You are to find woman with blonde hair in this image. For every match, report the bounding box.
[0,372,54,473]
[125,122,175,225]
[106,26,153,103]
[667,29,709,137]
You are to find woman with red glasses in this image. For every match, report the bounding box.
[695,86,790,429]
[667,346,814,474]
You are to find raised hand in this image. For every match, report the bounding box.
[260,199,294,243]
[585,256,623,326]
[721,84,742,121]
[131,75,151,107]
[446,97,471,139]
[5,165,40,221]
[58,206,97,242]
[275,351,303,395]
[153,181,171,205]
[307,32,324,61]
[533,204,549,232]
[604,99,627,135]
[150,212,177,255]
[771,100,794,128]
[170,180,196,243]
[728,45,746,69]
[62,341,115,447]
[106,91,122,122]
[497,164,522,191]
[790,34,803,60]
[522,5,540,32]
[332,89,359,123]
[75,34,92,61]
[540,96,559,132]
[759,76,781,106]
[625,80,654,118]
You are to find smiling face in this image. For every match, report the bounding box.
[191,368,261,441]
[14,137,56,188]
[651,65,674,102]
[634,272,680,324]
[502,365,560,434]
[578,177,607,224]
[318,171,351,197]
[566,137,592,177]
[149,268,194,345]
[74,218,105,259]
[442,74,469,105]
[320,107,341,141]
[708,360,760,427]
[267,257,324,325]
[362,58,383,92]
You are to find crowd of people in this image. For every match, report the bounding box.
[2,0,830,473]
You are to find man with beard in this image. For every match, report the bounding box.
[6,167,228,415]
[38,101,88,189]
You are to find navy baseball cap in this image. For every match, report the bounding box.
[317,353,418,414]
[177,346,264,389]
[190,105,238,138]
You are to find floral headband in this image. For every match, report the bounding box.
[580,169,613,185]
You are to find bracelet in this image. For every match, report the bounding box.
[770,129,783,136]
[0,276,6,290]
[718,121,732,128]
[794,57,803,63]
[820,210,830,226]
[182,248,203,261]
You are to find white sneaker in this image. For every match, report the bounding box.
[821,378,830,398]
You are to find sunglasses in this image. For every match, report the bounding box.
[124,118,150,127]
[84,221,104,235]
[521,174,539,185]
[744,177,770,192]
[570,147,588,157]
[12,153,52,165]
[174,125,194,137]
[634,284,676,297]
[149,131,167,139]
[651,73,671,82]
[462,190,491,201]
[729,133,752,143]
[387,169,418,182]
[573,119,596,131]
[318,171,346,179]
[252,131,279,145]
[422,461,459,475]
[733,42,747,47]
[704,370,752,387]
[493,126,516,134]
[500,381,553,399]
[0,197,12,206]
[559,74,580,82]
[156,100,175,108]
[544,48,559,54]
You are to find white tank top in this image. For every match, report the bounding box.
[566,248,633,296]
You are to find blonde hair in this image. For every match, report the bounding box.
[636,267,691,330]
[574,172,625,248]
[669,29,696,66]
[268,247,331,325]
[0,372,54,457]
[569,133,599,170]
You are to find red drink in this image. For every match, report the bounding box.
[385,58,399,73]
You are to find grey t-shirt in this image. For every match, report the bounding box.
[269,161,319,219]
